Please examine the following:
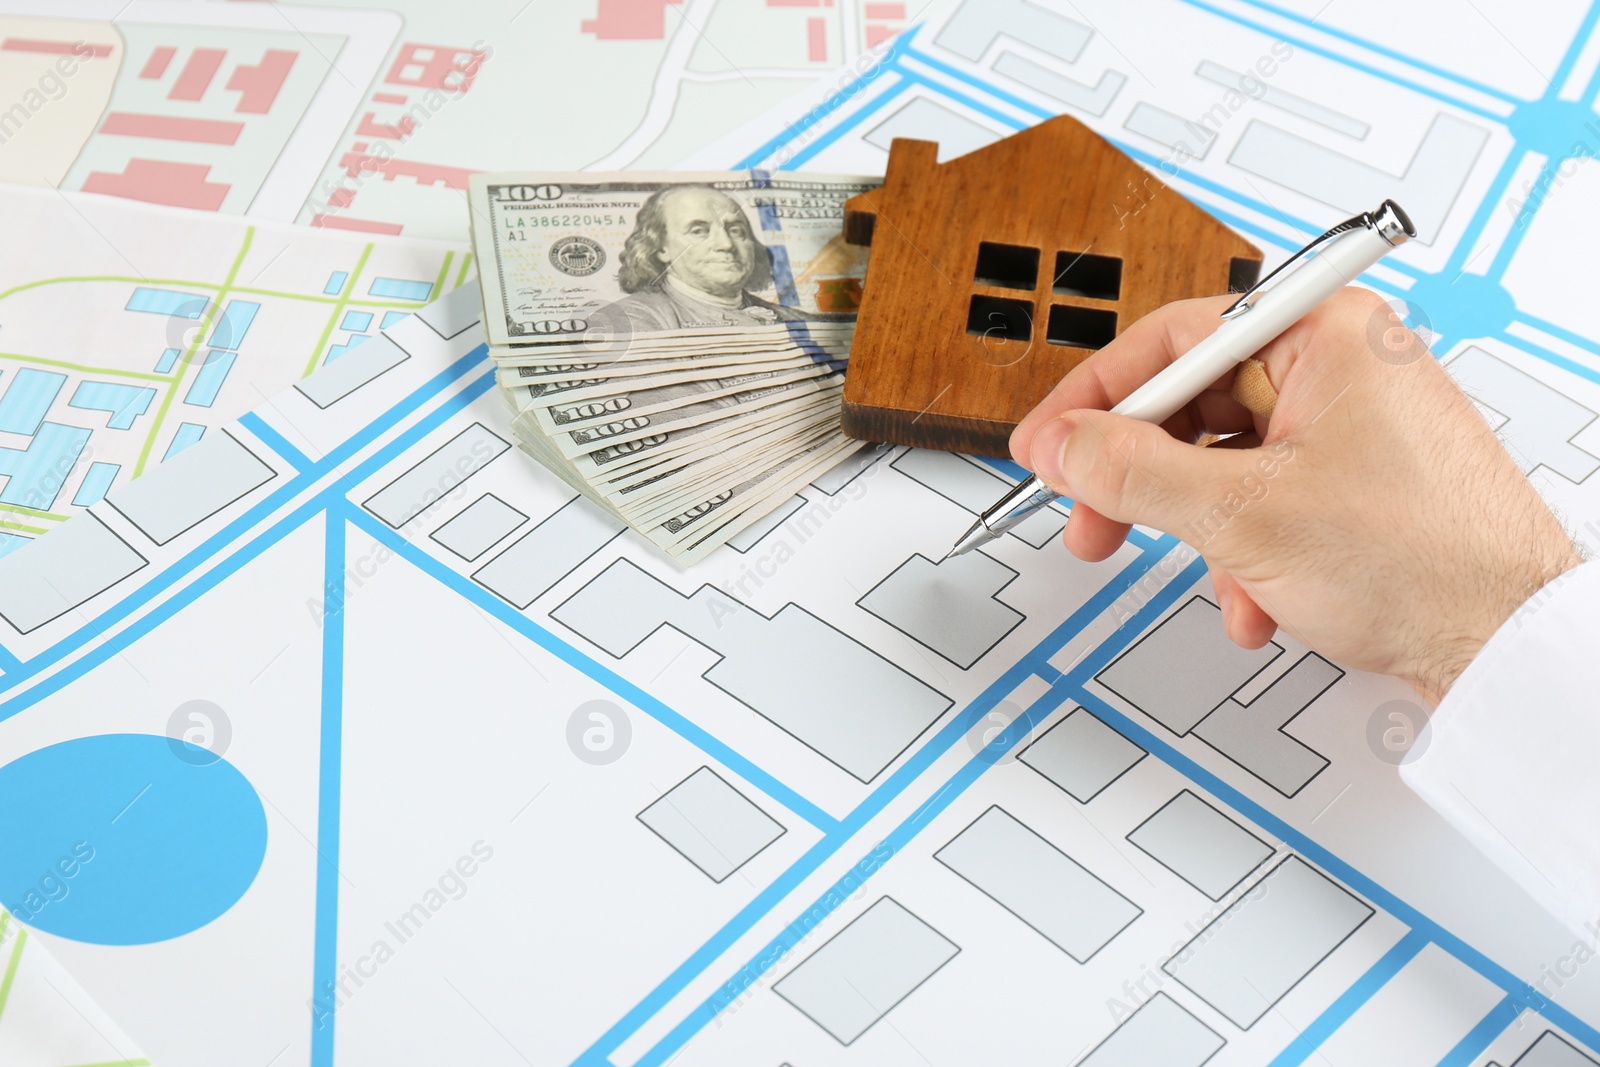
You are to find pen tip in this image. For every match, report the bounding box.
[944,519,988,561]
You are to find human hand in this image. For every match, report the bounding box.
[1009,289,1584,704]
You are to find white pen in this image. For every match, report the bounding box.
[945,199,1416,560]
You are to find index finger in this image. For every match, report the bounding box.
[1008,294,1238,465]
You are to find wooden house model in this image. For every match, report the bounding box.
[840,115,1264,456]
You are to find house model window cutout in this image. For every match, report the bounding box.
[840,114,1264,457]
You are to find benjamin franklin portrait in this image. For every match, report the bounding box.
[609,185,838,331]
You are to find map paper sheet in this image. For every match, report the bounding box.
[0,186,467,557]
[0,0,925,1058]
[3,2,1600,1067]
[0,0,920,238]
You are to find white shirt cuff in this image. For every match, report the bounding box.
[1400,559,1600,937]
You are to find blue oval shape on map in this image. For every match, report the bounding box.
[0,734,267,945]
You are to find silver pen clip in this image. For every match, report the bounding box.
[1220,198,1414,321]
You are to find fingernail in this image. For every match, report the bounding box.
[1031,414,1081,491]
[1216,586,1234,636]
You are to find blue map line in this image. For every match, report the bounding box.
[1,10,1595,1064]
[311,511,347,1067]
[894,43,1428,299]
[0,398,497,774]
[299,457,650,1060]
[1585,39,1600,104]
[899,67,1031,128]
[781,74,911,168]
[1113,140,1327,244]
[573,537,1180,1066]
[0,346,492,717]
[735,31,916,168]
[652,43,1600,1043]
[238,412,312,472]
[1177,0,1507,120]
[768,28,1471,323]
[1197,199,1314,262]
[623,546,1204,1067]
[1267,929,1431,1067]
[0,379,529,1063]
[900,48,1047,121]
[0,345,1168,1063]
[1510,314,1600,373]
[1232,0,1527,107]
[1493,328,1600,389]
[341,505,839,835]
[1437,994,1522,1067]
[899,40,1445,299]
[1550,0,1600,90]
[723,13,1600,1060]
[1062,687,1600,1054]
[970,456,1164,552]
[819,13,1600,389]
[780,43,1433,337]
[1501,2,1600,278]
[0,638,21,677]
[841,43,1388,281]
[1494,155,1567,279]
[1444,146,1529,277]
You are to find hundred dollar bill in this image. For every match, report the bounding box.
[468,170,876,349]
[596,403,842,495]
[562,388,842,482]
[489,325,854,368]
[603,412,841,513]
[508,357,843,411]
[619,425,843,526]
[518,364,829,422]
[646,436,863,565]
[526,371,844,460]
[493,342,841,385]
[574,404,844,502]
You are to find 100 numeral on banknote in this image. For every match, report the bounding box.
[471,171,877,349]
[467,170,879,563]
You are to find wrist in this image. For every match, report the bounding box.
[1409,542,1586,705]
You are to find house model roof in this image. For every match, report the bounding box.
[840,114,1263,457]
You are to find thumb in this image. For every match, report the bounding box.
[1029,410,1255,540]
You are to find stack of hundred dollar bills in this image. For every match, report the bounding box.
[467,170,878,564]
